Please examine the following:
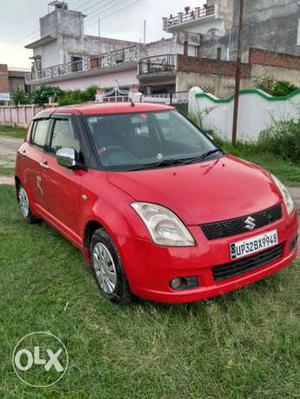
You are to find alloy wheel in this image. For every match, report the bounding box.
[19,187,30,219]
[92,242,117,294]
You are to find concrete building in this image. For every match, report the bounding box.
[25,0,300,97]
[139,0,300,95]
[198,0,300,62]
[25,0,142,90]
[0,64,29,104]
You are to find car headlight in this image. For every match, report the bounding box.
[131,202,195,246]
[272,174,295,215]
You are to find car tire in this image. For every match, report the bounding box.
[90,228,134,304]
[17,184,39,224]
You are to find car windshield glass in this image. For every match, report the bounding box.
[86,110,221,171]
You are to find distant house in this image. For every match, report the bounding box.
[0,64,29,104]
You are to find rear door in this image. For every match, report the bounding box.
[39,115,82,244]
[23,118,51,212]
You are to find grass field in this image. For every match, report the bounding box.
[0,185,299,398]
[0,165,15,176]
[0,125,26,139]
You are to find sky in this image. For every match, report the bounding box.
[0,0,205,68]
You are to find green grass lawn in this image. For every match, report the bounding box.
[0,125,26,139]
[0,185,299,398]
[0,165,15,176]
[223,143,300,186]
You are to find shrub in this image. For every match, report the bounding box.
[253,77,297,97]
[32,86,64,106]
[58,86,98,106]
[258,119,300,162]
[11,89,32,105]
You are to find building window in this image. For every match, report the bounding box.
[297,19,300,45]
[217,47,222,60]
[31,120,49,149]
[196,45,200,57]
[71,56,83,72]
[183,41,188,56]
[34,58,42,71]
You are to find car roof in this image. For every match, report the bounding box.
[34,102,174,119]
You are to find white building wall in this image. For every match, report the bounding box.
[48,69,138,91]
[42,41,61,68]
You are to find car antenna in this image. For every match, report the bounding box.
[130,98,135,107]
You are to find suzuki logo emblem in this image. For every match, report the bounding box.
[245,216,256,231]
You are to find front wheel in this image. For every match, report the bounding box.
[90,228,134,304]
[17,184,38,224]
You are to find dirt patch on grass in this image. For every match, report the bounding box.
[0,176,14,185]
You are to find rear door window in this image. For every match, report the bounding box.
[31,119,49,148]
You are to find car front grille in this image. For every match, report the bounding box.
[200,204,282,240]
[212,244,284,282]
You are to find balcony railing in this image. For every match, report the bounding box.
[26,46,138,83]
[138,54,177,76]
[163,5,215,30]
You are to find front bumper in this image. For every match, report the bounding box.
[120,209,298,304]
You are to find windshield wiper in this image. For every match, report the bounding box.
[127,158,190,171]
[126,150,223,171]
[181,149,223,165]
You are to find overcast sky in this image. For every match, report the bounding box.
[0,0,205,68]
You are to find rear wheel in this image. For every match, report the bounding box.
[18,184,38,224]
[90,228,134,304]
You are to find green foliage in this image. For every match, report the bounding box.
[0,125,26,139]
[58,85,98,106]
[258,119,300,163]
[10,85,98,107]
[253,76,297,97]
[31,86,64,106]
[11,89,32,106]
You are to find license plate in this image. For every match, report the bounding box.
[230,230,278,260]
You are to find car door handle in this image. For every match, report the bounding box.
[39,161,49,169]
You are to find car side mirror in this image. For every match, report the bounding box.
[56,148,77,169]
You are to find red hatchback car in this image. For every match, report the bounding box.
[15,103,298,304]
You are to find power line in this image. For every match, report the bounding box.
[74,0,96,10]
[85,0,142,30]
[13,0,142,48]
[80,0,111,14]
[9,0,108,46]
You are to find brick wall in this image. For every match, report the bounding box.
[177,55,251,78]
[249,48,300,70]
[0,64,9,93]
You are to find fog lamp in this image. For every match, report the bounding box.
[170,276,198,291]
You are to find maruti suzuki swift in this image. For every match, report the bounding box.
[15,103,298,304]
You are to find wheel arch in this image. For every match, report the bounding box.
[15,176,21,192]
[83,220,104,249]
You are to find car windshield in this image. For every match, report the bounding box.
[86,110,222,171]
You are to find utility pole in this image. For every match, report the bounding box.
[98,19,101,38]
[232,0,244,145]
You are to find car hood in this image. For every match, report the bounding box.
[107,155,282,225]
